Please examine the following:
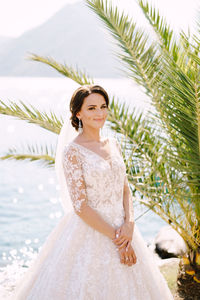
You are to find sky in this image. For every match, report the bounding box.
[0,0,199,38]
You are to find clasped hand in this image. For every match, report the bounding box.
[112,222,137,266]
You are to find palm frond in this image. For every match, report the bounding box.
[107,93,199,249]
[28,53,94,86]
[0,99,64,134]
[138,0,180,61]
[0,142,55,168]
[85,0,162,98]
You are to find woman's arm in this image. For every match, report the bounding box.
[114,137,135,224]
[112,138,135,249]
[76,205,116,240]
[113,176,135,249]
[62,145,116,240]
[123,176,134,225]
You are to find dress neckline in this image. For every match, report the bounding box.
[70,137,113,168]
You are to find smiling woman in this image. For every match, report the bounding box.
[69,85,112,164]
[7,84,174,300]
[69,84,109,134]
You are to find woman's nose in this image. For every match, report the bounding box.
[95,109,104,116]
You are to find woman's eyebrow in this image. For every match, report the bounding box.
[87,104,106,107]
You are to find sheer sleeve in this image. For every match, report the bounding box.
[62,145,88,214]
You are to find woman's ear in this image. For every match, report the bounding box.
[76,112,80,119]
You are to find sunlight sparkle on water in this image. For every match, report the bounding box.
[25,239,31,245]
[55,211,62,218]
[48,177,55,184]
[49,211,62,219]
[17,187,24,193]
[37,184,44,190]
[0,245,40,295]
[12,197,18,203]
[55,184,60,191]
[49,197,58,204]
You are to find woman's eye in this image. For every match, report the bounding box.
[88,106,107,110]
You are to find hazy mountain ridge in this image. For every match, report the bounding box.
[0,36,16,57]
[0,36,14,45]
[0,2,123,77]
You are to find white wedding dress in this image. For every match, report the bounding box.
[7,136,174,300]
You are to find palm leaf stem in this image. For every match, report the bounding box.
[0,99,63,134]
[28,53,94,86]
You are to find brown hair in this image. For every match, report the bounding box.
[69,84,109,131]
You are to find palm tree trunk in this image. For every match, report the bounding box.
[177,250,200,299]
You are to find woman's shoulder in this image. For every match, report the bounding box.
[62,143,84,168]
[109,136,123,155]
[63,141,81,157]
[108,136,120,146]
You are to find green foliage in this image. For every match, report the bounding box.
[85,0,162,98]
[1,143,55,168]
[86,0,200,250]
[28,54,94,86]
[0,0,199,254]
[0,99,63,134]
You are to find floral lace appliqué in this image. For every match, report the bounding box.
[62,145,87,213]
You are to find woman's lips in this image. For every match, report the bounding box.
[94,118,104,121]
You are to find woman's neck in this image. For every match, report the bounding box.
[78,129,103,143]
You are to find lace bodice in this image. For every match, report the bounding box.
[62,137,127,227]
[7,139,174,300]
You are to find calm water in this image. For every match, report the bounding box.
[0,77,165,273]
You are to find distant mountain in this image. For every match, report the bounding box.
[0,36,16,57]
[0,36,14,46]
[0,1,124,77]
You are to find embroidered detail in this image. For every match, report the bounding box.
[62,137,126,225]
[62,145,87,213]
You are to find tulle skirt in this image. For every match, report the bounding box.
[5,211,173,300]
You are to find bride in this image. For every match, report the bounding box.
[8,84,174,299]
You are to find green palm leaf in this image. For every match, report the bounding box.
[1,142,55,168]
[138,0,180,61]
[108,95,198,249]
[28,53,94,86]
[85,0,162,98]
[0,99,63,134]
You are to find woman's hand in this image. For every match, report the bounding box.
[118,243,137,266]
[112,222,134,250]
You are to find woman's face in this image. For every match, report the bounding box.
[76,93,108,130]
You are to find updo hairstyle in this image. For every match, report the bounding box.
[69,85,109,131]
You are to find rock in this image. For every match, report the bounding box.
[154,226,187,259]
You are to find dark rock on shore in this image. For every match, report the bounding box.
[151,226,187,259]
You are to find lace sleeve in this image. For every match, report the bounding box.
[62,145,87,214]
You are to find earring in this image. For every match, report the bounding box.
[78,119,83,133]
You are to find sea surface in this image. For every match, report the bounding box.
[0,77,166,273]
